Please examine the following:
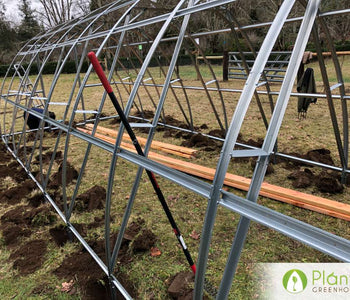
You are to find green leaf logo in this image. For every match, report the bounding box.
[282,269,307,294]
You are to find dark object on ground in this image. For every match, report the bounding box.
[0,223,31,246]
[23,107,56,130]
[181,133,218,150]
[316,172,344,194]
[168,271,194,299]
[0,179,36,205]
[48,161,79,189]
[287,168,314,188]
[124,218,157,252]
[251,159,274,175]
[75,185,106,211]
[10,239,47,275]
[49,223,86,246]
[167,271,210,299]
[306,148,334,166]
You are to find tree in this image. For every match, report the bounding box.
[17,0,42,41]
[38,0,75,27]
[0,0,17,63]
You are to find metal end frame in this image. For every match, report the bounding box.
[0,1,349,299]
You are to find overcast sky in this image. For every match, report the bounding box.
[4,0,41,23]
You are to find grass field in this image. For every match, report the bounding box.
[0,55,349,299]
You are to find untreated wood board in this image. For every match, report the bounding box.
[84,124,197,158]
[77,127,350,221]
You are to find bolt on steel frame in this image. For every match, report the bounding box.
[0,0,350,299]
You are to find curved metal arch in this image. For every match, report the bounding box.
[194,0,301,297]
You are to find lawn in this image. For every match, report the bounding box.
[0,54,349,299]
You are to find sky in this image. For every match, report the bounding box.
[4,0,41,24]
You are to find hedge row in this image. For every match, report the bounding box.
[0,55,195,78]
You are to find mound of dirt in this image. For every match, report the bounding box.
[208,129,226,139]
[0,179,36,205]
[51,217,155,298]
[27,193,46,207]
[168,271,194,299]
[49,223,86,247]
[316,171,344,194]
[287,168,314,188]
[11,167,29,183]
[0,164,12,179]
[306,148,334,165]
[75,185,106,211]
[287,168,344,194]
[124,218,156,252]
[54,249,135,299]
[181,133,218,151]
[34,150,62,165]
[0,223,32,247]
[251,159,275,175]
[48,161,79,189]
[10,239,47,275]
[1,204,56,226]
[167,271,211,299]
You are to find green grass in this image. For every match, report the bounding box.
[0,55,350,299]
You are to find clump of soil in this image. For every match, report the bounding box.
[54,249,135,299]
[48,161,79,189]
[287,168,344,193]
[0,179,36,205]
[9,239,47,275]
[34,150,62,164]
[75,185,106,211]
[27,193,46,207]
[51,217,155,299]
[167,271,211,299]
[0,223,31,247]
[281,148,334,169]
[250,159,275,175]
[0,164,13,179]
[208,129,226,139]
[181,133,218,151]
[244,138,264,148]
[287,168,314,188]
[49,223,86,247]
[306,149,334,165]
[1,204,56,226]
[315,171,344,194]
[11,167,29,183]
[124,218,157,252]
[167,271,194,299]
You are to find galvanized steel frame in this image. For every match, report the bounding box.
[0,1,349,299]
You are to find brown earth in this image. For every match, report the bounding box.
[9,239,47,275]
[48,161,79,189]
[75,185,106,211]
[0,129,347,298]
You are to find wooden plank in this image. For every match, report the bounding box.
[144,152,350,219]
[78,127,350,220]
[84,124,197,158]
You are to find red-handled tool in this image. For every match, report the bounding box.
[88,51,197,274]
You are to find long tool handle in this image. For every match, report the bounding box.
[88,52,196,274]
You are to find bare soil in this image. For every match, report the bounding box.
[0,119,347,298]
